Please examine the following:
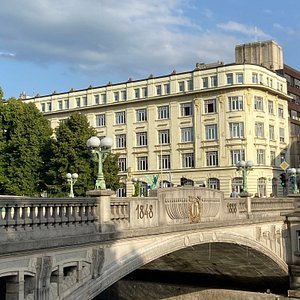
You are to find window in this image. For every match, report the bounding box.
[41,103,45,112]
[257,149,265,165]
[278,105,284,118]
[229,122,244,138]
[96,114,106,127]
[121,90,127,101]
[101,93,107,104]
[254,96,264,111]
[158,105,169,119]
[136,132,147,146]
[236,73,244,84]
[252,73,258,84]
[76,98,81,107]
[47,102,52,111]
[158,129,170,144]
[226,73,233,85]
[181,102,193,116]
[279,128,285,142]
[232,177,243,194]
[205,99,217,113]
[187,80,193,91]
[117,184,126,197]
[134,88,140,99]
[181,127,193,143]
[115,111,126,125]
[114,92,119,102]
[258,177,266,197]
[64,99,69,109]
[208,178,220,190]
[205,124,218,140]
[178,81,185,92]
[210,75,218,87]
[159,154,170,170]
[118,157,127,172]
[137,156,148,171]
[269,125,275,140]
[164,83,170,94]
[58,101,63,110]
[268,100,274,114]
[182,153,195,168]
[142,87,148,97]
[270,151,276,166]
[136,108,147,122]
[82,96,87,106]
[206,151,218,166]
[255,122,264,138]
[231,150,245,165]
[156,85,162,95]
[202,77,208,88]
[228,96,243,111]
[94,95,99,105]
[116,134,126,148]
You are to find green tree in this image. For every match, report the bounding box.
[0,98,53,196]
[46,113,121,196]
[103,152,121,191]
[46,113,97,196]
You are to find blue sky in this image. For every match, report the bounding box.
[1,0,300,99]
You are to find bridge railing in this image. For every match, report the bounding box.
[0,196,98,242]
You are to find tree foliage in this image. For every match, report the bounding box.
[0,98,53,196]
[45,113,120,196]
[45,113,97,196]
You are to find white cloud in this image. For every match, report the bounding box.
[218,21,271,40]
[0,1,256,81]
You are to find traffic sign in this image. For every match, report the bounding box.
[280,161,289,171]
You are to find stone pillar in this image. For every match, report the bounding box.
[6,271,24,300]
[86,189,115,232]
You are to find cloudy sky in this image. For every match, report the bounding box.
[1,0,299,98]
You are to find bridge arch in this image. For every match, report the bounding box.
[73,224,288,299]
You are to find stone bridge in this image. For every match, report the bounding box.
[0,187,300,299]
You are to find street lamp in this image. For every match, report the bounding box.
[87,136,113,190]
[236,160,254,197]
[288,168,300,194]
[66,173,78,198]
[132,177,143,197]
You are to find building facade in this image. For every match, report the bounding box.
[24,58,290,197]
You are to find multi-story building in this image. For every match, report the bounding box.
[236,40,300,169]
[23,50,290,198]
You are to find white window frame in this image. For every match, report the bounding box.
[229,122,244,138]
[115,111,126,125]
[182,153,195,168]
[136,132,148,146]
[181,102,193,116]
[181,127,193,143]
[257,149,265,165]
[158,106,169,119]
[205,99,217,114]
[158,129,170,144]
[231,150,245,166]
[269,125,275,140]
[228,96,243,111]
[255,122,264,138]
[137,156,148,171]
[206,151,218,167]
[116,134,126,148]
[205,124,218,140]
[118,157,127,172]
[136,108,147,122]
[96,114,106,127]
[254,96,264,111]
[159,154,171,170]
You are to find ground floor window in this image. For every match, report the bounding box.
[232,177,243,193]
[257,177,266,197]
[272,178,278,197]
[208,178,220,190]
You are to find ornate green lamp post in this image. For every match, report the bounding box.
[288,168,300,194]
[86,136,113,190]
[66,172,78,198]
[236,160,254,197]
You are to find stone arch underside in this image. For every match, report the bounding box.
[68,225,288,299]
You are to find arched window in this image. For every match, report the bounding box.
[272,178,278,197]
[208,178,220,190]
[258,177,266,197]
[232,177,243,193]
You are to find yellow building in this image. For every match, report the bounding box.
[24,60,290,197]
